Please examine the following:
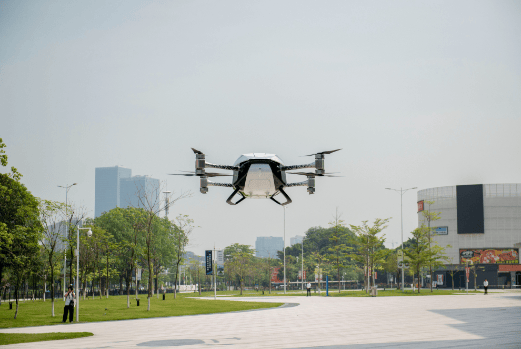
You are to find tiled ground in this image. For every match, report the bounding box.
[1,292,520,348]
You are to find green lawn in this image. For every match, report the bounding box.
[0,332,93,346]
[0,293,282,329]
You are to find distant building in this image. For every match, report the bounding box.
[290,235,304,246]
[95,166,160,217]
[120,175,160,209]
[44,219,84,251]
[255,236,284,258]
[95,166,131,218]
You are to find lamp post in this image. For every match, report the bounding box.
[58,183,76,298]
[76,226,92,322]
[301,238,304,291]
[283,206,286,294]
[385,186,417,291]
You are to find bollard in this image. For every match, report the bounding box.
[9,302,12,310]
[163,294,165,300]
[136,299,140,306]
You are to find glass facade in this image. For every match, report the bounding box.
[255,236,284,258]
[95,166,131,218]
[95,166,160,217]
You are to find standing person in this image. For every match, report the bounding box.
[62,285,75,323]
[483,279,489,295]
[306,282,311,297]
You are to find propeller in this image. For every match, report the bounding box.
[287,172,342,177]
[303,149,342,157]
[191,148,204,154]
[169,171,231,177]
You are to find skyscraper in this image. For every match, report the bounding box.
[120,175,160,210]
[255,236,284,258]
[95,166,160,217]
[95,166,131,217]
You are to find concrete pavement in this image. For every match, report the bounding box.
[1,292,520,348]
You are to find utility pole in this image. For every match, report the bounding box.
[163,191,171,218]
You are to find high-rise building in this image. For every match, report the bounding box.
[290,235,304,246]
[95,166,160,217]
[95,166,131,218]
[255,236,284,258]
[120,175,160,209]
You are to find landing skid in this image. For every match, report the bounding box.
[270,187,292,206]
[226,188,247,205]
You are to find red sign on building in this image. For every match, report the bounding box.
[271,267,283,283]
[417,200,424,212]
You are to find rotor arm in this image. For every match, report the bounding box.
[205,162,239,171]
[207,181,234,188]
[286,181,308,187]
[281,162,315,171]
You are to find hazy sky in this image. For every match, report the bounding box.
[2,0,520,255]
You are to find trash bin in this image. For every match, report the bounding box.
[371,286,378,297]
[136,299,140,306]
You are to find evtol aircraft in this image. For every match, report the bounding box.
[170,148,341,206]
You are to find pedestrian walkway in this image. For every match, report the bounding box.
[1,292,520,348]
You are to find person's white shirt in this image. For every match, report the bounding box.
[484,280,489,287]
[306,283,311,289]
[65,291,75,306]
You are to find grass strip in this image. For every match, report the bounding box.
[0,294,282,329]
[0,332,93,345]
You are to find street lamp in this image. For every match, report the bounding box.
[283,206,286,294]
[76,226,92,322]
[58,183,76,298]
[386,187,417,291]
[301,237,304,291]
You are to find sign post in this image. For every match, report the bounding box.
[465,264,469,295]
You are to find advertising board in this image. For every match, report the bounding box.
[435,226,448,235]
[459,248,519,264]
[417,200,424,212]
[271,267,283,283]
[205,250,213,275]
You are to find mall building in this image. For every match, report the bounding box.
[417,184,521,289]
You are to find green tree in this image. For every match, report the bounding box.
[350,218,390,293]
[39,199,67,316]
[420,200,441,292]
[0,175,42,318]
[171,215,192,299]
[327,209,352,292]
[224,244,254,295]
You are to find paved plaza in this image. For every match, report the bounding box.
[1,292,520,348]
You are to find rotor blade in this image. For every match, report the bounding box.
[169,172,231,177]
[287,172,343,177]
[191,148,204,154]
[303,148,342,156]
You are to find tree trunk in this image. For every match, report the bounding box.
[127,267,132,308]
[106,253,109,299]
[14,284,19,319]
[50,268,55,317]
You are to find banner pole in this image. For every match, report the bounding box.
[214,245,216,300]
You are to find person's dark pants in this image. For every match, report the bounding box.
[307,288,311,296]
[63,305,74,322]
[484,286,488,294]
